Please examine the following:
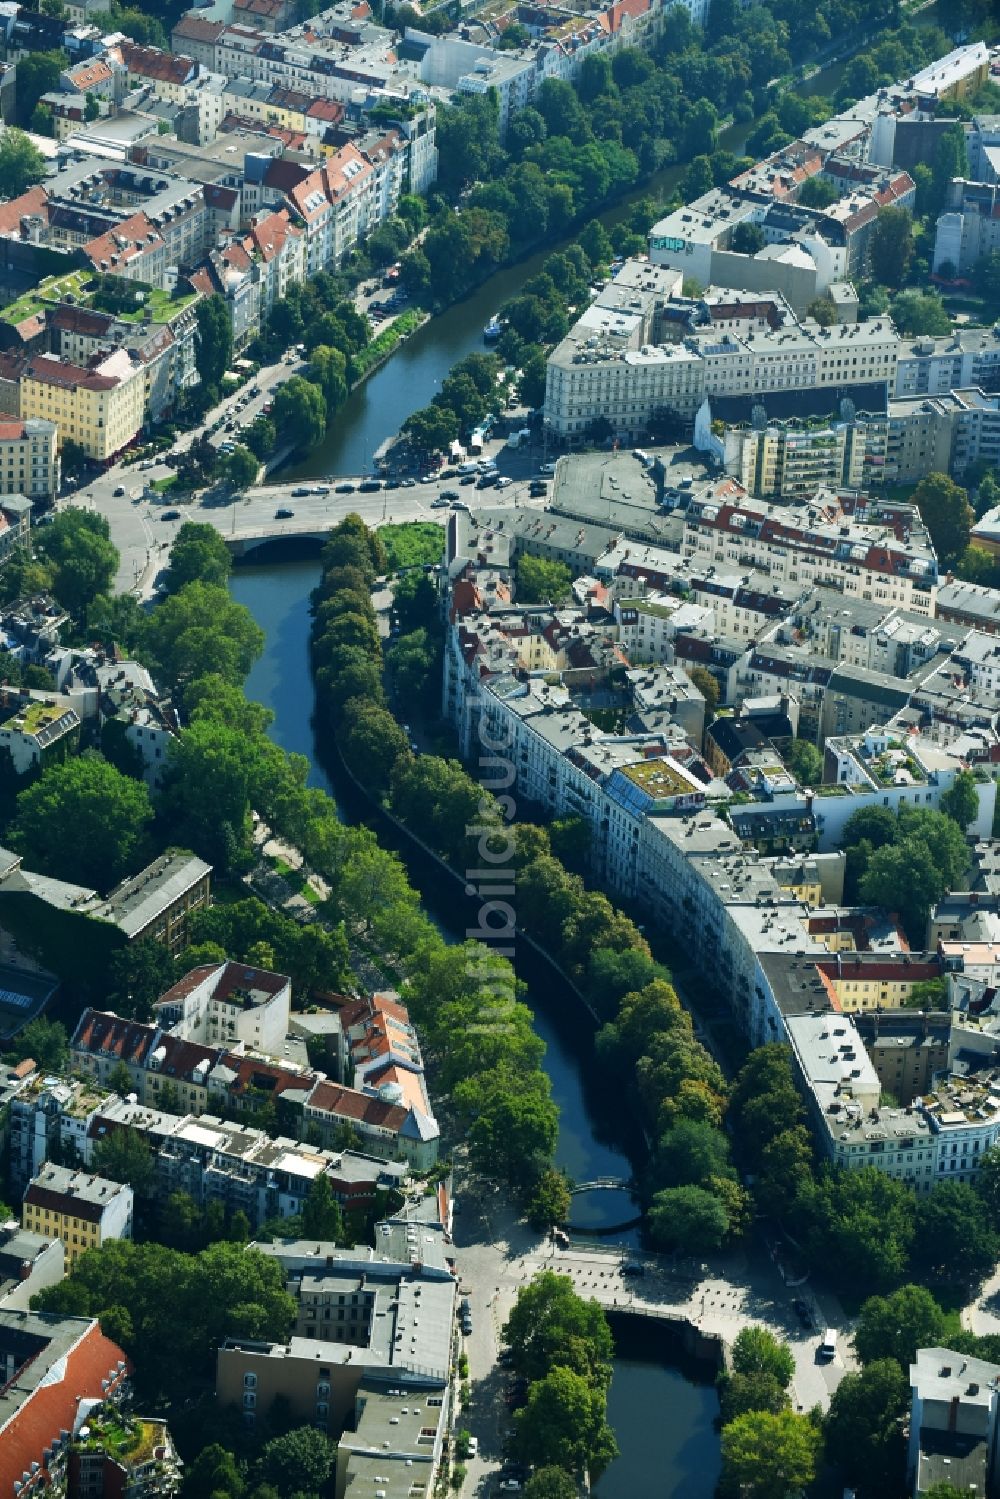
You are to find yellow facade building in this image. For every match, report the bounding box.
[21,351,144,461]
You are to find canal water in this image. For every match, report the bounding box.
[229,24,947,1472]
[230,555,722,1495]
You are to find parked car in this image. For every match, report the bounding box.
[401,477,417,488]
[460,474,477,486]
[291,486,311,497]
[275,507,294,519]
[358,479,382,493]
[160,509,181,520]
[467,1437,478,1459]
[113,485,126,497]
[431,497,449,508]
[440,489,460,501]
[335,482,355,493]
[313,485,330,495]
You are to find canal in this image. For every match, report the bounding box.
[230,555,722,1497]
[228,25,945,1477]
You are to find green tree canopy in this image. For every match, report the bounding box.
[36,510,119,615]
[730,1327,795,1388]
[719,1409,822,1499]
[272,377,326,452]
[257,1427,335,1493]
[194,296,233,390]
[912,472,973,567]
[12,755,153,889]
[166,522,232,591]
[503,1271,614,1388]
[142,581,264,691]
[648,1185,730,1253]
[853,1285,947,1368]
[940,769,980,831]
[868,206,914,287]
[516,555,574,604]
[92,1126,155,1197]
[515,1365,618,1479]
[823,1358,909,1492]
[0,129,47,197]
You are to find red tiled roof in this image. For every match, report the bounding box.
[172,14,225,42]
[83,211,164,276]
[27,355,117,394]
[0,1322,131,1495]
[71,1009,157,1065]
[0,420,27,440]
[0,186,48,238]
[120,41,196,86]
[307,1079,407,1129]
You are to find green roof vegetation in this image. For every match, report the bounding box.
[7,700,67,736]
[74,1415,164,1466]
[116,287,199,324]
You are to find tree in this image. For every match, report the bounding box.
[108,1060,133,1098]
[798,176,839,208]
[301,1175,343,1241]
[107,937,178,1023]
[854,1285,947,1368]
[272,377,327,453]
[912,472,973,566]
[194,296,233,390]
[859,838,947,944]
[515,1366,618,1479]
[161,717,257,871]
[868,206,914,287]
[340,701,410,794]
[719,1409,821,1499]
[503,1272,614,1388]
[182,1444,244,1499]
[526,1168,572,1232]
[166,522,232,591]
[648,1185,729,1253]
[912,1181,1000,1292]
[0,129,47,197]
[35,510,118,615]
[222,445,259,489]
[92,1126,154,1197]
[655,1117,733,1191]
[4,1015,68,1071]
[940,769,980,831]
[932,121,968,215]
[258,1428,335,1493]
[786,739,822,785]
[731,222,765,255]
[719,1371,789,1424]
[456,1067,558,1190]
[688,665,719,719]
[12,756,153,890]
[523,1470,578,1499]
[823,1359,909,1493]
[143,581,264,690]
[14,51,64,128]
[889,290,952,336]
[731,1327,794,1388]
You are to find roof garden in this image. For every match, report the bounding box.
[116,287,200,324]
[0,271,94,327]
[74,1414,168,1467]
[2,700,70,736]
[620,757,692,796]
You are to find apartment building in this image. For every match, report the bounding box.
[934,177,1000,275]
[0,690,80,774]
[0,1313,131,1499]
[545,268,900,441]
[22,1164,133,1266]
[908,1348,1000,1499]
[679,487,938,614]
[153,960,291,1054]
[0,419,59,502]
[20,351,144,463]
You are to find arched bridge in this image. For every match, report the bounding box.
[570,1177,634,1194]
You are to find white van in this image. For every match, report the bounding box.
[819,1329,837,1360]
[457,461,478,475]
